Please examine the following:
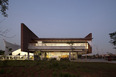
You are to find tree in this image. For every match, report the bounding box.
[109,31,116,49]
[0,50,5,55]
[0,0,9,17]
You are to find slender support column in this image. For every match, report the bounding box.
[77,52,78,60]
[85,41,88,60]
[69,51,71,61]
[28,51,30,60]
[45,52,47,60]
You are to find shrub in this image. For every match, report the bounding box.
[52,72,76,77]
[60,58,69,61]
[0,69,5,74]
[49,58,56,61]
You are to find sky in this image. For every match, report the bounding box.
[0,0,116,54]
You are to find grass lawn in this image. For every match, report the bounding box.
[0,60,116,77]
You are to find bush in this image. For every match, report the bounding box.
[60,58,69,61]
[50,61,60,69]
[3,60,8,66]
[49,58,56,61]
[52,72,76,77]
[0,69,5,74]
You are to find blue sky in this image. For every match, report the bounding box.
[0,0,116,54]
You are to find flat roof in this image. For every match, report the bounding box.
[34,38,92,41]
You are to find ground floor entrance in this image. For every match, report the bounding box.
[34,51,86,60]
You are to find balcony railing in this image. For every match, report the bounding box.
[28,45,86,50]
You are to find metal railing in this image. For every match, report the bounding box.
[0,55,34,60]
[28,46,86,50]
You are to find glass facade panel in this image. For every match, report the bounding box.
[38,51,79,60]
[35,41,88,48]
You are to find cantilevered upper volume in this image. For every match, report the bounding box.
[21,23,92,60]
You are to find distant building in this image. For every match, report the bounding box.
[4,40,33,56]
[21,23,92,60]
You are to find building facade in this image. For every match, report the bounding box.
[21,23,92,60]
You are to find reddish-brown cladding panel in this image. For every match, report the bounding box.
[85,33,92,53]
[87,43,92,53]
[83,33,92,53]
[85,33,92,40]
[21,23,39,51]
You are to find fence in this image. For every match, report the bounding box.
[0,55,34,60]
[0,55,116,61]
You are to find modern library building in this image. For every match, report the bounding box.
[21,23,92,60]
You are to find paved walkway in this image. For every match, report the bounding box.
[71,59,116,63]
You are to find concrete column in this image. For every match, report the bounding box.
[77,52,78,59]
[28,51,30,60]
[45,52,47,60]
[69,51,71,61]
